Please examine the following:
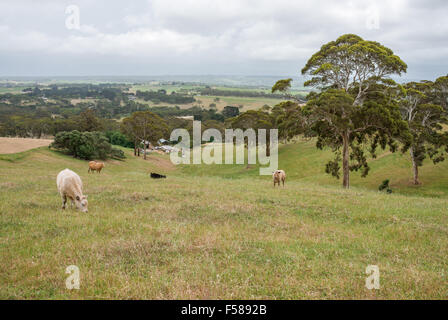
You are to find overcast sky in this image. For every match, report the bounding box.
[0,0,447,80]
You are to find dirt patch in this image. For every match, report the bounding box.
[0,138,53,154]
[146,155,176,171]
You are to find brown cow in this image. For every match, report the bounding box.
[273,170,286,187]
[88,161,105,174]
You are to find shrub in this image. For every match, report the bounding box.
[378,179,389,191]
[110,147,125,159]
[51,130,125,160]
[378,179,392,194]
[105,131,134,148]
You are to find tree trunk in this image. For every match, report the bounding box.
[134,140,137,156]
[410,147,420,185]
[342,132,350,189]
[143,143,147,160]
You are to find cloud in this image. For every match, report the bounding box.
[0,25,57,52]
[0,0,447,78]
[53,28,225,56]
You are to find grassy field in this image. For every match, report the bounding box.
[130,83,201,94]
[195,95,284,111]
[0,86,28,94]
[1,142,448,299]
[132,95,284,112]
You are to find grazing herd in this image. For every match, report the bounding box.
[57,161,286,212]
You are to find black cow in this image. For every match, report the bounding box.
[150,172,166,179]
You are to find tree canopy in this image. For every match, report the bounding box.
[226,109,275,156]
[301,34,407,106]
[398,80,448,184]
[50,130,125,160]
[121,111,169,159]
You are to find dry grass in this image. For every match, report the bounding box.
[1,146,448,299]
[0,138,53,154]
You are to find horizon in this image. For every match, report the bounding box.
[0,74,438,88]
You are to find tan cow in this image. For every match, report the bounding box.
[57,169,88,212]
[273,170,286,187]
[88,161,105,174]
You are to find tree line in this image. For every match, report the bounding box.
[135,89,195,104]
[197,87,301,100]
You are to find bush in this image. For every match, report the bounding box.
[222,106,240,119]
[110,148,125,159]
[51,130,125,160]
[105,131,134,148]
[378,179,389,191]
[378,179,392,194]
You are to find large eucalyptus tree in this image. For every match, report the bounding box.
[273,34,410,188]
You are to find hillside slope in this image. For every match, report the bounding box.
[0,147,447,299]
[180,139,448,197]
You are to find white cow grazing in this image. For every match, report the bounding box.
[273,170,286,187]
[57,169,88,212]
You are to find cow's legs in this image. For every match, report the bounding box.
[61,195,67,209]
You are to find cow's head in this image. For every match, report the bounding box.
[75,195,88,213]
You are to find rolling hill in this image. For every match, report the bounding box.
[180,139,448,198]
[0,143,447,299]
